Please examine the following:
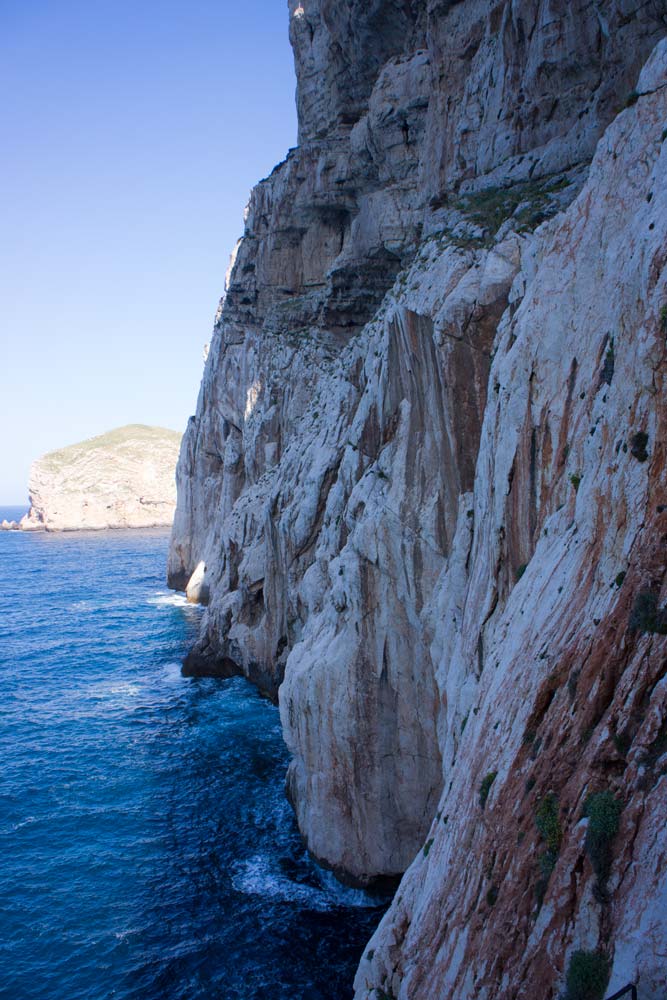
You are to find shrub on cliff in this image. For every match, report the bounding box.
[479,771,497,809]
[583,791,622,886]
[535,792,562,852]
[563,950,609,1000]
[629,590,667,634]
[534,792,562,905]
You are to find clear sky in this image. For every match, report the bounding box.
[0,0,297,503]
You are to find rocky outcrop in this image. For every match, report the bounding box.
[22,425,181,531]
[170,0,667,993]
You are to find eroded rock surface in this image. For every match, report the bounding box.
[170,0,667,992]
[22,425,181,531]
[356,38,667,1000]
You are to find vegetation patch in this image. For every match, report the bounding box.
[534,792,562,905]
[583,791,622,887]
[479,771,497,809]
[629,431,649,462]
[455,176,568,238]
[535,792,562,852]
[629,590,667,634]
[423,838,434,858]
[563,950,609,1000]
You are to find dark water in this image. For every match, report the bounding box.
[0,517,385,999]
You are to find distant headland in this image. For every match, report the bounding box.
[2,425,182,532]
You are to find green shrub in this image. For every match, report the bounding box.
[629,590,667,634]
[539,850,557,878]
[535,792,562,853]
[532,793,561,906]
[535,849,558,906]
[515,563,528,581]
[479,771,497,809]
[564,950,609,1000]
[584,792,622,884]
[625,90,640,107]
[423,838,434,858]
[629,431,649,462]
[570,473,582,492]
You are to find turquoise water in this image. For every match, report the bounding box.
[0,517,384,999]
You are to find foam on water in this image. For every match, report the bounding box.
[147,591,191,608]
[0,526,387,1000]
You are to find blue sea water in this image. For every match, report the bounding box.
[0,514,385,1000]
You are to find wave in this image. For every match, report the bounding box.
[231,854,378,912]
[146,592,191,608]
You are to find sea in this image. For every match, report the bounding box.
[0,508,386,1000]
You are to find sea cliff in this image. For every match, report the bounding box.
[169,3,667,996]
[19,425,181,531]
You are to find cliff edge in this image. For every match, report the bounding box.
[21,425,181,531]
[170,2,667,996]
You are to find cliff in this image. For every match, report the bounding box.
[21,425,181,531]
[169,2,667,996]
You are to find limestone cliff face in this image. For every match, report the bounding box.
[170,0,667,992]
[356,41,667,1000]
[22,425,181,531]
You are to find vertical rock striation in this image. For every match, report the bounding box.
[170,0,667,991]
[356,39,667,999]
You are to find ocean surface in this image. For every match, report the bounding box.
[0,511,386,1000]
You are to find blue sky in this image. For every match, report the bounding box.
[0,0,297,503]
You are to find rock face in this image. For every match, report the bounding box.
[22,425,181,531]
[170,0,667,993]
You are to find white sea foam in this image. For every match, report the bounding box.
[11,815,37,832]
[162,662,183,684]
[231,855,377,911]
[316,868,378,908]
[146,592,190,608]
[83,681,142,710]
[231,855,333,911]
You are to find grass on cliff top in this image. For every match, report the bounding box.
[38,425,182,469]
